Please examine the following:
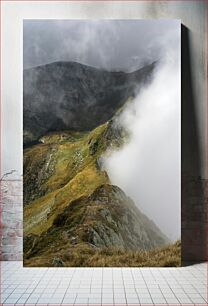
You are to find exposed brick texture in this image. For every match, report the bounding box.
[0,180,23,261]
[182,175,208,262]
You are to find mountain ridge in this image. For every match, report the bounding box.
[23,60,178,267]
[23,60,156,145]
[24,120,170,266]
[23,60,157,74]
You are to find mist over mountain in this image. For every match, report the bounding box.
[23,61,155,145]
[23,19,181,267]
[23,57,181,266]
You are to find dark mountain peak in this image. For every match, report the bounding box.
[24,61,156,146]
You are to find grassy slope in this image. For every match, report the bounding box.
[24,120,181,267]
[24,122,117,236]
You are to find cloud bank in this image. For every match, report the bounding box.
[102,22,181,241]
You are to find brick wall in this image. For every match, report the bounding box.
[0,180,23,261]
[181,175,208,263]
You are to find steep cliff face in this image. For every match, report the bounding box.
[23,61,155,145]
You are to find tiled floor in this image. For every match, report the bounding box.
[0,261,207,305]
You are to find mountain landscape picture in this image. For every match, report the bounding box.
[23,20,181,267]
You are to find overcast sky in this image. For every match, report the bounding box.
[24,19,178,72]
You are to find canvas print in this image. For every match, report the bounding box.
[23,20,181,267]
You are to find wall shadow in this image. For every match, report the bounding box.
[181,24,207,264]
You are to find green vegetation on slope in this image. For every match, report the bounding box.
[24,121,125,236]
[24,118,180,267]
[24,183,170,265]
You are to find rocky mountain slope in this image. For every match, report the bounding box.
[23,60,177,267]
[23,61,155,145]
[25,183,168,255]
[24,119,170,266]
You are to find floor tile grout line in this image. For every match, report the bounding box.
[62,266,77,304]
[0,262,207,306]
[174,271,207,303]
[157,268,181,304]
[140,268,154,305]
[121,268,128,305]
[100,268,104,306]
[23,267,50,305]
[130,267,141,305]
[149,268,167,303]
[2,274,25,304]
[168,269,191,301]
[73,269,88,305]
